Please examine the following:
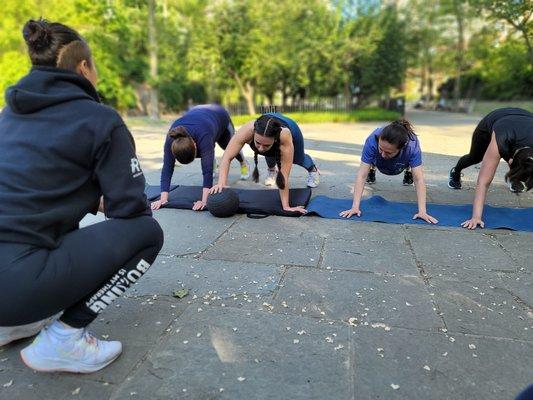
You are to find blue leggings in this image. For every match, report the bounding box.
[264,113,315,171]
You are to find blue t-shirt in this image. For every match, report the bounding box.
[161,104,230,191]
[361,127,422,175]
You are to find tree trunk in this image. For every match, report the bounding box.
[162,0,168,19]
[231,71,256,115]
[344,80,351,111]
[419,60,426,98]
[281,84,288,108]
[148,0,159,120]
[520,27,533,67]
[427,49,434,101]
[452,0,464,112]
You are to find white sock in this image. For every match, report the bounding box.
[47,320,82,341]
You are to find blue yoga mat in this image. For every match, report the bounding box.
[306,195,533,232]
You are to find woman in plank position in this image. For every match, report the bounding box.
[448,107,533,229]
[152,104,249,211]
[340,119,438,224]
[210,112,320,214]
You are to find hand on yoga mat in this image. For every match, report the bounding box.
[209,183,228,194]
[461,217,485,230]
[151,199,167,210]
[192,200,206,211]
[283,205,307,214]
[339,208,361,218]
[412,212,438,224]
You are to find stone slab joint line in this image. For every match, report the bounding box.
[316,237,327,269]
[486,232,527,272]
[402,225,448,331]
[271,265,290,301]
[108,302,189,400]
[492,286,533,313]
[195,215,244,258]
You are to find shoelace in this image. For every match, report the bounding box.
[82,329,99,348]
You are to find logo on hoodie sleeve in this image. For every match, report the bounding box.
[130,157,143,178]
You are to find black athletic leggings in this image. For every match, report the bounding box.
[0,216,163,328]
[454,125,492,173]
[217,122,244,163]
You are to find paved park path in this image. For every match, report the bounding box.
[1,110,531,399]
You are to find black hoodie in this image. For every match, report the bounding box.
[0,67,151,249]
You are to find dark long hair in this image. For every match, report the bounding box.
[252,115,285,189]
[505,147,533,193]
[379,119,417,148]
[169,126,196,164]
[23,18,92,70]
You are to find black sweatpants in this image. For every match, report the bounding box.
[217,122,244,163]
[0,216,163,328]
[454,124,492,173]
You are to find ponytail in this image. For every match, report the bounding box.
[380,118,416,148]
[274,144,285,189]
[505,147,533,193]
[252,152,260,183]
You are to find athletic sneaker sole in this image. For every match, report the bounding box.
[20,346,122,374]
[0,315,60,347]
[447,182,462,190]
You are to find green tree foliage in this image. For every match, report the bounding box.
[0,0,531,111]
[469,0,532,65]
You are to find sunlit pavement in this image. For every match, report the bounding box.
[1,110,531,400]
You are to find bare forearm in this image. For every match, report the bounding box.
[160,191,169,203]
[352,173,366,209]
[217,155,232,186]
[279,187,290,208]
[472,180,489,218]
[201,188,210,203]
[414,179,427,214]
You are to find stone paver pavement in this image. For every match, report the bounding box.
[1,110,531,400]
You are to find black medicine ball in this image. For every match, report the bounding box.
[207,189,239,217]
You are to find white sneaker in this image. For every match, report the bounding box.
[307,169,320,188]
[20,322,122,373]
[0,314,60,347]
[240,160,250,180]
[264,169,277,186]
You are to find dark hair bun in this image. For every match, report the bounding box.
[168,126,189,139]
[23,19,52,51]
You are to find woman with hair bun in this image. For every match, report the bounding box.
[152,104,249,211]
[340,119,438,224]
[209,112,319,214]
[0,19,163,373]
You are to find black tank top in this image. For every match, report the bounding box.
[479,108,533,161]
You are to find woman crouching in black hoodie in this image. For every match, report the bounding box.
[0,19,164,373]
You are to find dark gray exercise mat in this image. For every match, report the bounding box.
[144,185,312,217]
